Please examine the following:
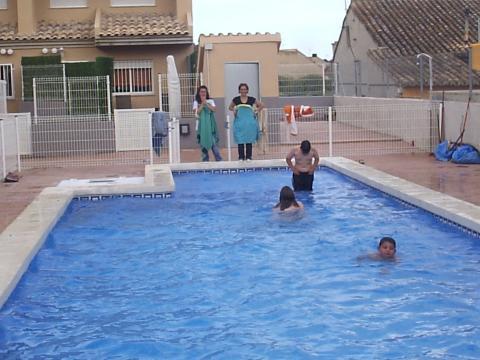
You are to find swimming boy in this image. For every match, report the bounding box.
[357,237,397,261]
[286,140,320,191]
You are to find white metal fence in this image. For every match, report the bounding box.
[33,76,111,120]
[248,102,439,160]
[159,73,202,118]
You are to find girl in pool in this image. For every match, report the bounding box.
[273,186,304,212]
[193,86,222,162]
[228,83,264,161]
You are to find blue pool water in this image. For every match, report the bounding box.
[1,168,480,359]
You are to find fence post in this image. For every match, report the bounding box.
[148,111,154,165]
[438,102,443,141]
[175,118,181,163]
[14,115,21,172]
[168,119,173,164]
[158,74,163,111]
[322,64,326,96]
[328,106,333,157]
[33,78,38,124]
[0,120,5,179]
[106,76,112,120]
[226,115,231,161]
[62,63,67,103]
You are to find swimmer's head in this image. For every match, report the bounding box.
[378,237,396,258]
[300,140,311,155]
[278,186,298,210]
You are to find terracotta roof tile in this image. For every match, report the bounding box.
[99,13,189,38]
[368,48,480,87]
[352,0,480,56]
[0,20,94,41]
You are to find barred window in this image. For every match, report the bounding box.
[113,60,153,95]
[0,64,14,98]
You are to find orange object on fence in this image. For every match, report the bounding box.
[283,105,314,123]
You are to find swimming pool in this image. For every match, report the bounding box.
[1,167,479,359]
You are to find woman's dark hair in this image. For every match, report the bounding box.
[238,83,249,91]
[276,186,300,211]
[378,237,396,249]
[195,85,210,103]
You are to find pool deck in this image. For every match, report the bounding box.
[1,156,480,309]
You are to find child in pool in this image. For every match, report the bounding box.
[273,186,304,212]
[358,237,397,261]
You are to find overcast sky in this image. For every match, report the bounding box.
[193,0,351,60]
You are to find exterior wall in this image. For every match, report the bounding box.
[333,9,400,98]
[443,101,480,149]
[35,0,176,21]
[0,1,16,23]
[203,42,279,98]
[4,44,193,112]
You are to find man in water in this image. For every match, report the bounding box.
[286,140,320,191]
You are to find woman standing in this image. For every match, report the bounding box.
[194,86,222,162]
[228,83,264,161]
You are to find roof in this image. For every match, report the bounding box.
[368,48,480,87]
[98,13,189,38]
[0,12,191,45]
[351,0,480,56]
[341,0,480,87]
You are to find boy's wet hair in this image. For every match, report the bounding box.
[300,140,311,154]
[378,237,396,249]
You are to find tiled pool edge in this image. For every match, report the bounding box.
[1,158,480,309]
[0,166,175,309]
[323,157,480,234]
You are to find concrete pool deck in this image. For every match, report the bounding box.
[1,156,480,309]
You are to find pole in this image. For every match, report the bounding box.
[158,74,163,111]
[33,78,38,124]
[322,63,326,96]
[148,111,154,165]
[429,56,433,101]
[14,115,21,172]
[438,102,443,141]
[334,63,339,96]
[168,119,173,164]
[328,106,333,157]
[419,56,424,98]
[106,76,112,120]
[226,115,231,161]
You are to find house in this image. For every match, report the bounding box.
[278,49,328,77]
[0,0,194,112]
[333,0,480,98]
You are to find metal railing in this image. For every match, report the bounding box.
[239,102,439,160]
[12,100,439,169]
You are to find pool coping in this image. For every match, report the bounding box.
[1,157,480,309]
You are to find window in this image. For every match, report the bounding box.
[0,64,14,98]
[113,60,153,95]
[111,0,155,7]
[50,0,87,8]
[0,0,7,10]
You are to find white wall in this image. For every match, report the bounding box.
[443,101,480,149]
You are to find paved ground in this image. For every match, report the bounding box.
[1,153,479,233]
